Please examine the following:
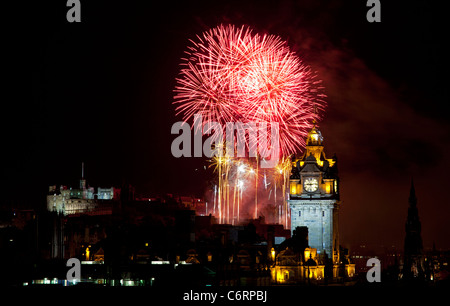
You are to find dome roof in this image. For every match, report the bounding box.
[306,126,323,146]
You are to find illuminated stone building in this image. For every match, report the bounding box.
[288,125,340,262]
[47,165,119,215]
[272,125,355,284]
[272,247,326,284]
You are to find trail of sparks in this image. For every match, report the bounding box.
[174,24,325,155]
[209,156,292,227]
[173,24,325,226]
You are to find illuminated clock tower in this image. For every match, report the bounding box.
[288,125,340,263]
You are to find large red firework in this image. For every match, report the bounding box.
[173,24,326,155]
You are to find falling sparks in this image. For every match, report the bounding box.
[209,157,292,226]
[174,24,325,155]
[173,24,326,227]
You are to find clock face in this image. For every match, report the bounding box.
[304,178,318,192]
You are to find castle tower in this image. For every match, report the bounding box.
[403,179,424,280]
[288,125,340,263]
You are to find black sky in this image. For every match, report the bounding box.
[4,0,449,249]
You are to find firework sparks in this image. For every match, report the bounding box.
[174,24,326,226]
[174,24,325,155]
[208,157,293,226]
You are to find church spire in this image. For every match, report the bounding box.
[409,178,417,207]
[403,178,424,280]
[405,178,421,236]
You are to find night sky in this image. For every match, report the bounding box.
[4,0,449,250]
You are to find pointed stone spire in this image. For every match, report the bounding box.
[403,178,424,280]
[409,178,417,207]
[406,178,421,234]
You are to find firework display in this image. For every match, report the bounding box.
[173,24,325,227]
[208,156,291,226]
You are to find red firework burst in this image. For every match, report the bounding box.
[173,24,326,155]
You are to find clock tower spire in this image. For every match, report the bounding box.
[288,125,340,263]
